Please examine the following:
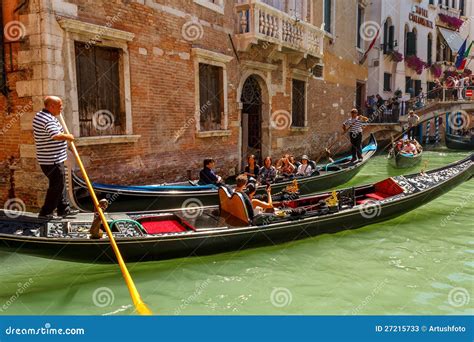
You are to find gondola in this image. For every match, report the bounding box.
[68,135,378,212]
[387,140,423,169]
[445,132,474,151]
[1,154,472,263]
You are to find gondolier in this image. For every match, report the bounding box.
[407,110,419,140]
[33,96,78,219]
[343,108,369,163]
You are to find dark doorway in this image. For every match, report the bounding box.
[241,75,262,164]
[356,81,366,113]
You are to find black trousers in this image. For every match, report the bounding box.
[350,132,363,161]
[408,127,416,140]
[39,162,69,216]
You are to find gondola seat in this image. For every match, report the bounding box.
[218,186,253,225]
[356,178,404,205]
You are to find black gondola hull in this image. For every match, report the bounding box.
[1,154,472,263]
[445,133,474,151]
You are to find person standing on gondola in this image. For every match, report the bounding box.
[33,96,78,219]
[342,108,369,163]
[407,110,419,140]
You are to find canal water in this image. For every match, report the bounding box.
[0,149,472,315]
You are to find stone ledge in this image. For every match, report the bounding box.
[75,135,141,146]
[195,130,231,138]
[290,126,309,132]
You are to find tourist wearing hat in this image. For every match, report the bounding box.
[296,155,313,177]
[407,110,419,140]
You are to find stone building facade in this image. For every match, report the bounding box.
[0,0,369,209]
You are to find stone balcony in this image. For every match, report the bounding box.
[438,5,461,19]
[234,0,324,61]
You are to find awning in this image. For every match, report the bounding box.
[438,27,466,54]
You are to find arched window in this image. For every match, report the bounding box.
[383,17,395,54]
[427,33,433,65]
[406,26,417,56]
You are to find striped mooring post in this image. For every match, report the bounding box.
[425,120,431,144]
[435,116,440,145]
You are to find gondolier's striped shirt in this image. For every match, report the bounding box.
[343,117,366,134]
[33,110,67,165]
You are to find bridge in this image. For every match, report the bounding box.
[366,96,474,144]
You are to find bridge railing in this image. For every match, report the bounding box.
[365,86,474,124]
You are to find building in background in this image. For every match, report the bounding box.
[0,0,369,209]
[367,0,473,103]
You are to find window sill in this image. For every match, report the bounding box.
[196,130,231,138]
[290,126,309,132]
[193,0,224,14]
[75,135,141,146]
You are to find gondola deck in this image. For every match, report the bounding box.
[1,154,472,263]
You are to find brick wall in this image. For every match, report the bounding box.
[1,0,369,210]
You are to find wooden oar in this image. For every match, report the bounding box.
[59,114,152,315]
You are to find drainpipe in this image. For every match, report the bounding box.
[0,1,9,96]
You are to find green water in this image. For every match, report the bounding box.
[0,149,472,315]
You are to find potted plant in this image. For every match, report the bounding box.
[405,55,428,75]
[389,51,404,63]
[430,63,442,78]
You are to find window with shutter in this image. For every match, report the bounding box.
[324,0,332,33]
[75,42,123,137]
[415,80,422,96]
[384,73,392,92]
[405,77,413,94]
[383,20,389,54]
[199,63,223,131]
[292,79,305,127]
[406,32,416,56]
[388,25,395,51]
[427,35,433,65]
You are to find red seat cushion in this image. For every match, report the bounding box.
[365,192,386,200]
[141,220,188,234]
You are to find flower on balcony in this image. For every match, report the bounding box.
[405,55,428,75]
[430,63,442,78]
[443,69,457,80]
[438,14,464,30]
[389,51,404,63]
[462,68,472,77]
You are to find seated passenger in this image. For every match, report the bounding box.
[401,140,417,154]
[289,155,300,171]
[411,139,422,153]
[243,154,261,179]
[199,158,222,185]
[259,156,277,184]
[276,154,295,177]
[296,155,313,177]
[234,174,248,193]
[246,182,273,215]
